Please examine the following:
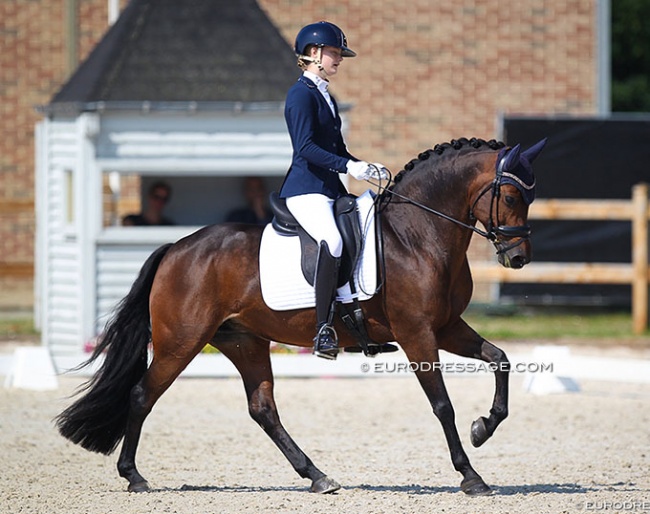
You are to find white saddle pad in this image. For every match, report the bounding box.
[260,190,378,311]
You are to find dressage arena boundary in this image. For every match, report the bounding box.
[4,345,646,394]
[470,183,650,334]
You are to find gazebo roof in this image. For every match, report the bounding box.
[44,0,299,114]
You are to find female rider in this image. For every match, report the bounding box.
[280,21,387,360]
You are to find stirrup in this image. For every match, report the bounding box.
[313,324,339,360]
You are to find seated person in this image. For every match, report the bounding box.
[225,176,273,225]
[123,181,175,226]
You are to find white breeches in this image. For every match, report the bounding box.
[285,193,353,300]
[286,194,343,258]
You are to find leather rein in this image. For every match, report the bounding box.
[369,156,531,254]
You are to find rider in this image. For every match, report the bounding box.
[280,21,388,360]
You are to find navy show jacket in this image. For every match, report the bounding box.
[280,76,356,199]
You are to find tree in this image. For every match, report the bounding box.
[611,0,650,111]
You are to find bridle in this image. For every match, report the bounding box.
[369,152,531,254]
[467,152,531,252]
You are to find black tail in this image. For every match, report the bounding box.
[56,243,173,455]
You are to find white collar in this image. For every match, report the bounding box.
[303,71,329,94]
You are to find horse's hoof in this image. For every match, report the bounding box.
[310,476,341,494]
[128,480,151,493]
[461,477,492,496]
[470,416,489,447]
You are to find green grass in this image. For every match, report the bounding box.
[0,316,39,338]
[463,309,648,342]
[1,310,647,346]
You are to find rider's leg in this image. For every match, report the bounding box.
[285,194,343,257]
[312,241,341,359]
[286,194,343,359]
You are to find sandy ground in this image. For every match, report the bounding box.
[2,347,649,514]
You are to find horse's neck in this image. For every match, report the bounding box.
[382,175,476,260]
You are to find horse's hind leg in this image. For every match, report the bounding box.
[217,334,340,494]
[438,318,509,448]
[117,335,208,492]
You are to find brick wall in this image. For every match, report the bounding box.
[1,0,599,308]
[259,0,597,170]
[0,0,126,307]
[2,0,59,306]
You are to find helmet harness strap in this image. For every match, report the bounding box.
[299,47,331,78]
[315,47,331,77]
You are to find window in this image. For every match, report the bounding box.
[100,172,284,227]
[63,168,75,228]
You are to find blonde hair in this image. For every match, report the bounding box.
[296,44,317,69]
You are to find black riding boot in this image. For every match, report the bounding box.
[313,241,341,360]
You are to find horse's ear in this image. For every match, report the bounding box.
[501,143,521,172]
[521,137,548,164]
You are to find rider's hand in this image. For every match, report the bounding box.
[370,163,390,180]
[346,160,373,181]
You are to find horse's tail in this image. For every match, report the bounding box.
[56,243,174,455]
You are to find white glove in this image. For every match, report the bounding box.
[370,163,390,180]
[346,160,373,181]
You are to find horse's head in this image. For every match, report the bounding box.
[470,138,547,269]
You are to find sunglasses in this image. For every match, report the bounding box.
[151,193,169,203]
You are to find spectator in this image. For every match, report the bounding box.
[123,181,175,226]
[225,176,273,225]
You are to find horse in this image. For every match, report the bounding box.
[56,136,546,496]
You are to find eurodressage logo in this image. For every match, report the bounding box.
[359,361,554,374]
[579,500,650,511]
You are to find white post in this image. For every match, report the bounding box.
[632,183,649,335]
[78,114,101,349]
[108,0,120,25]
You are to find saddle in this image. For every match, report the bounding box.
[269,192,398,357]
[269,192,361,288]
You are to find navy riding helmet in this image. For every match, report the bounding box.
[294,21,357,58]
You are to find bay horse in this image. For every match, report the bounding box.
[57,136,546,496]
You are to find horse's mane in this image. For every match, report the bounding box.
[393,137,505,184]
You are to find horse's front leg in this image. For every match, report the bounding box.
[401,340,492,496]
[438,318,509,448]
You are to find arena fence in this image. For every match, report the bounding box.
[471,183,650,334]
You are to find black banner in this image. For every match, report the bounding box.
[500,115,650,306]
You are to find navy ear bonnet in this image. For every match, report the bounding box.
[496,138,547,205]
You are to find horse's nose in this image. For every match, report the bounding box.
[509,254,529,269]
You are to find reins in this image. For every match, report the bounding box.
[369,178,496,240]
[364,144,533,295]
[367,151,531,253]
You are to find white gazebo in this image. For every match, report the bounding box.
[33,0,345,366]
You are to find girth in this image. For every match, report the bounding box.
[269,192,362,288]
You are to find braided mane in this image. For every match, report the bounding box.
[393,137,505,184]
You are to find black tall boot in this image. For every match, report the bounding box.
[313,241,341,360]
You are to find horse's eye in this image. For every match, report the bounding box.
[504,195,516,207]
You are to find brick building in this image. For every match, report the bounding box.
[1,0,607,310]
[1,0,130,308]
